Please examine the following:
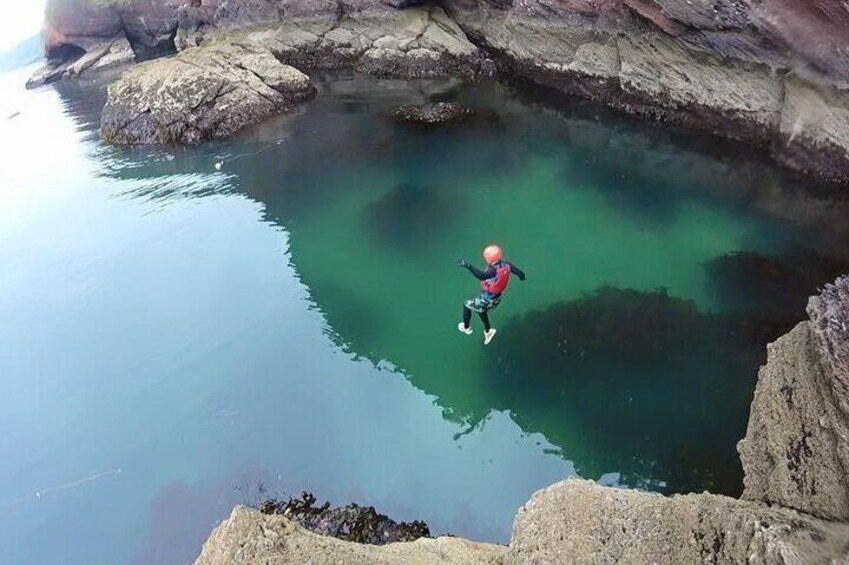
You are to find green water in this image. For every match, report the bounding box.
[230,76,849,494]
[3,69,849,563]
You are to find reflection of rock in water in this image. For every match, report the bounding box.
[365,183,455,250]
[489,287,767,496]
[305,278,382,359]
[707,250,849,337]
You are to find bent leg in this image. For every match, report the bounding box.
[478,312,492,332]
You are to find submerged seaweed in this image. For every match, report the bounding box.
[488,286,769,495]
[259,492,430,545]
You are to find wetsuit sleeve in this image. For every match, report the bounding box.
[509,263,526,281]
[464,264,495,281]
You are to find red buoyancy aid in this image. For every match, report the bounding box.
[481,262,512,295]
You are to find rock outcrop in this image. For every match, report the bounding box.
[100,42,315,144]
[194,506,507,565]
[441,1,849,185]
[507,478,849,564]
[739,276,849,521]
[33,0,849,185]
[238,5,491,80]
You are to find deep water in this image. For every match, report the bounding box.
[2,67,849,564]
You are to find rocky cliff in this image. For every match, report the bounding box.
[29,0,849,185]
[195,278,849,563]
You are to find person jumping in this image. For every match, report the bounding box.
[458,244,526,345]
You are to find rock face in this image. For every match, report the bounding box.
[100,42,315,144]
[194,506,507,565]
[441,0,849,185]
[44,0,180,60]
[35,0,849,185]
[739,276,849,521]
[507,478,849,564]
[238,5,491,80]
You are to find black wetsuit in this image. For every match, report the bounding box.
[461,261,526,331]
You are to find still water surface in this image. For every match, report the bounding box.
[1,66,848,564]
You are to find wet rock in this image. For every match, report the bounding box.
[507,478,849,564]
[241,5,492,81]
[195,505,506,565]
[66,39,135,77]
[259,492,429,545]
[739,276,849,520]
[100,42,316,144]
[774,78,849,186]
[392,102,474,124]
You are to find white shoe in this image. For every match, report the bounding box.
[484,329,497,345]
[458,323,473,335]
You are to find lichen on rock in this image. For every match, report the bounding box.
[100,42,316,144]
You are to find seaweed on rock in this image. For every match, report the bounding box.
[259,492,430,545]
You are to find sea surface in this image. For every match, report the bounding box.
[2,65,848,564]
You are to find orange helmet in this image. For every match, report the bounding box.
[483,245,503,264]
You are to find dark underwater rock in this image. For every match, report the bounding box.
[392,102,474,124]
[259,492,430,545]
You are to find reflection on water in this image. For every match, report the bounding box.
[2,66,849,564]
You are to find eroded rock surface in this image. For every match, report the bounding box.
[507,478,849,564]
[739,276,849,520]
[239,5,492,80]
[443,1,849,184]
[34,0,849,184]
[194,506,507,565]
[100,42,315,144]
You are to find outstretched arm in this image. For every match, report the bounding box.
[508,262,526,281]
[458,259,493,281]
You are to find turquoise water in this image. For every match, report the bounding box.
[2,67,849,564]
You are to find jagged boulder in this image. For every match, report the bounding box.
[100,42,315,144]
[739,276,849,520]
[507,478,849,564]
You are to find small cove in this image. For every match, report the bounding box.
[2,68,849,563]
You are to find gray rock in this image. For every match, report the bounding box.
[507,478,849,565]
[66,39,135,77]
[241,5,492,81]
[739,277,849,521]
[194,506,506,565]
[100,43,315,144]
